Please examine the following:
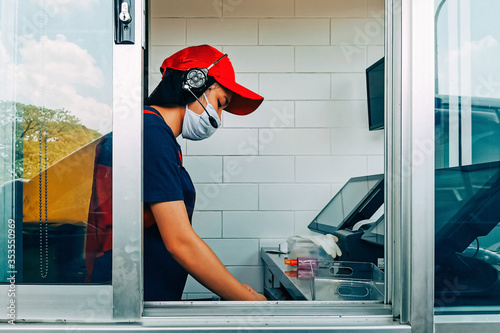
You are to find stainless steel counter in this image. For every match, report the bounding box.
[261,247,384,302]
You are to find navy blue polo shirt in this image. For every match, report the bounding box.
[143,105,196,301]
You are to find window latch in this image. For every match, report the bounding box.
[115,0,134,44]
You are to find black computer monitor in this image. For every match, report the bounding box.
[366,57,384,131]
[361,215,385,247]
[435,161,500,265]
[307,174,384,234]
[434,161,500,304]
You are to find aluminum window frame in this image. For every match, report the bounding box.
[386,0,435,332]
[435,314,500,333]
[137,0,433,331]
[111,0,144,320]
[0,0,442,330]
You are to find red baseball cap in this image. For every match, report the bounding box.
[160,45,264,116]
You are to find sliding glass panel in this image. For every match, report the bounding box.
[0,0,113,284]
[435,0,500,311]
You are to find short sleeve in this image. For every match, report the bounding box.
[143,124,183,203]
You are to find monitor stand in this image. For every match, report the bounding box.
[435,253,500,307]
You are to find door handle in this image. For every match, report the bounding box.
[115,0,134,44]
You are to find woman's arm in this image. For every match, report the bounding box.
[150,201,266,301]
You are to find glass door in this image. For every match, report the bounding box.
[0,0,142,321]
[434,0,500,312]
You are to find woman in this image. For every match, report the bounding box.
[86,45,266,301]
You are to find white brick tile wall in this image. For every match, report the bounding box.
[149,0,385,298]
[331,73,367,100]
[330,128,384,155]
[296,156,367,184]
[223,0,294,18]
[367,154,384,175]
[186,129,258,156]
[150,19,186,45]
[183,277,210,293]
[222,156,295,183]
[223,46,294,73]
[192,211,222,238]
[259,128,330,155]
[222,101,295,128]
[151,0,222,18]
[260,74,331,100]
[205,239,260,265]
[177,136,188,154]
[233,74,259,96]
[184,275,210,294]
[229,266,264,293]
[150,46,184,73]
[367,45,384,67]
[331,183,344,197]
[259,184,331,211]
[295,211,322,236]
[295,46,366,73]
[331,18,384,46]
[195,184,258,211]
[295,101,368,128]
[259,19,330,45]
[223,211,294,238]
[187,19,258,45]
[295,0,366,18]
[184,266,263,294]
[183,156,223,183]
[148,73,162,95]
[260,238,288,249]
[367,0,385,18]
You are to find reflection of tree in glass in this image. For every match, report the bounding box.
[1,102,101,180]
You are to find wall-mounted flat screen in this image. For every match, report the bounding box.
[366,57,384,131]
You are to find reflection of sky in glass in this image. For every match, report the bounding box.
[436,0,500,99]
[0,0,113,133]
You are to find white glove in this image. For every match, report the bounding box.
[302,234,342,259]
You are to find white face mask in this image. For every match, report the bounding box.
[181,93,221,141]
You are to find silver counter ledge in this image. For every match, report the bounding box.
[261,247,385,302]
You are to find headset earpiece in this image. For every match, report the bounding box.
[182,68,209,92]
[181,53,228,93]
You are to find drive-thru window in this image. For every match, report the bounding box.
[1,1,499,332]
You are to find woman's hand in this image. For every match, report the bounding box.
[241,283,267,301]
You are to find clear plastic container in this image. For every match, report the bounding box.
[287,236,332,262]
